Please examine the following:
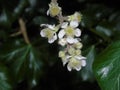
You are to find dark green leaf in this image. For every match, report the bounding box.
[13,0,29,19]
[93,41,120,90]
[1,44,43,88]
[95,25,112,37]
[32,16,48,25]
[0,64,12,90]
[0,9,12,27]
[80,46,95,82]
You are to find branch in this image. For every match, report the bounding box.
[10,30,22,37]
[19,18,30,44]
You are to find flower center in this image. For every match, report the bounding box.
[44,29,54,38]
[70,58,80,67]
[65,26,75,36]
[76,13,81,22]
[50,5,60,16]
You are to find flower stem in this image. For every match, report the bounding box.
[19,18,30,44]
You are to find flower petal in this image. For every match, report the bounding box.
[75,56,86,60]
[40,30,46,37]
[75,28,81,37]
[54,33,57,40]
[48,25,55,30]
[73,38,79,43]
[48,38,54,43]
[66,37,75,44]
[67,64,72,71]
[70,21,79,28]
[75,66,81,71]
[40,24,47,27]
[47,10,49,16]
[61,22,68,28]
[58,29,65,39]
[62,59,68,66]
[48,34,57,43]
[58,38,67,46]
[81,60,86,67]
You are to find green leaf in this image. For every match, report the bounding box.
[1,44,43,88]
[95,25,112,37]
[80,46,95,82]
[13,0,29,18]
[93,41,120,90]
[32,16,48,25]
[0,9,12,27]
[0,64,12,90]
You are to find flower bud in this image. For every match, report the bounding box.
[47,2,61,17]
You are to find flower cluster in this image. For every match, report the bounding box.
[40,0,86,71]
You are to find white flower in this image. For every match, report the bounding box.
[58,22,81,38]
[59,47,86,71]
[67,56,86,71]
[66,37,79,44]
[47,2,61,17]
[68,12,82,23]
[58,22,81,44]
[58,38,67,46]
[40,24,58,43]
[61,55,71,65]
[59,51,71,65]
[74,42,83,49]
[70,21,79,28]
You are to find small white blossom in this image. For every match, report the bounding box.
[74,42,83,49]
[59,51,70,65]
[67,57,86,71]
[66,37,79,44]
[40,24,58,43]
[59,47,86,71]
[58,22,81,44]
[70,21,79,28]
[58,38,67,46]
[47,2,61,17]
[68,12,82,23]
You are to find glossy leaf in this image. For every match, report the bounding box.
[80,46,95,82]
[0,9,12,27]
[93,41,120,90]
[1,44,43,88]
[13,0,29,18]
[0,64,12,90]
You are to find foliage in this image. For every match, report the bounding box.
[93,41,120,90]
[0,0,120,90]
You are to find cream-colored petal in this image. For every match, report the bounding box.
[75,56,86,60]
[61,22,68,28]
[47,10,50,16]
[48,38,55,43]
[58,38,67,46]
[70,21,79,28]
[73,38,79,43]
[62,58,68,66]
[75,28,81,37]
[40,30,46,37]
[54,33,57,40]
[75,66,81,71]
[48,34,57,43]
[62,55,71,66]
[81,60,86,67]
[40,24,48,27]
[66,37,75,44]
[58,29,65,39]
[48,25,55,30]
[67,63,72,71]
[62,59,68,66]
